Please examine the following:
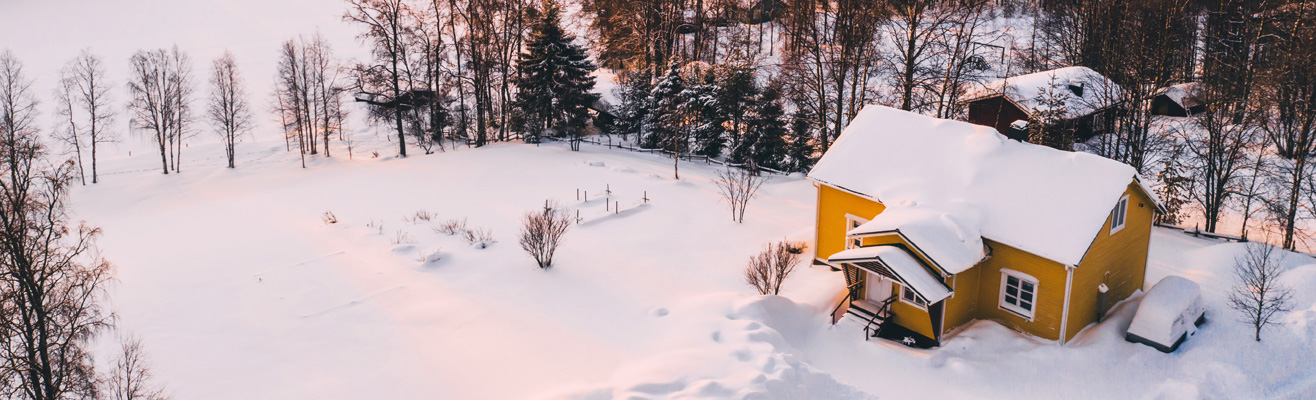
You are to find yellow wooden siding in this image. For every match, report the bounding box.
[971,240,1068,341]
[1064,183,1154,341]
[814,184,885,261]
[944,265,980,334]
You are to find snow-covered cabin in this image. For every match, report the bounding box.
[962,66,1122,142]
[1150,83,1205,117]
[810,105,1162,347]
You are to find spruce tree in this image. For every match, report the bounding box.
[613,70,652,141]
[512,1,599,149]
[718,65,759,152]
[642,63,685,150]
[748,85,789,170]
[786,108,817,173]
[687,70,727,158]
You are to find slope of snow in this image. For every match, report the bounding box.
[809,105,1138,267]
[849,207,986,274]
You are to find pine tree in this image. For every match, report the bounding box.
[1156,143,1191,225]
[687,70,727,158]
[642,63,685,150]
[718,65,759,153]
[512,1,599,149]
[613,70,652,141]
[786,108,817,173]
[748,85,789,170]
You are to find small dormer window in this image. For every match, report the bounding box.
[1068,82,1085,97]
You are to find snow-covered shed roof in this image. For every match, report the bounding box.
[963,66,1122,120]
[827,245,953,303]
[848,207,986,274]
[1152,82,1202,109]
[809,105,1145,267]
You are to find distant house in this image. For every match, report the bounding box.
[1150,83,1205,117]
[809,105,1162,348]
[962,66,1122,142]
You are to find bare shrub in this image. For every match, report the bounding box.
[434,218,468,235]
[404,209,435,224]
[1228,243,1294,342]
[714,166,767,223]
[464,227,496,249]
[391,230,414,245]
[745,241,802,295]
[519,202,572,269]
[321,211,338,225]
[106,335,169,400]
[367,219,384,234]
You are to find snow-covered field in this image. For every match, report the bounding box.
[62,139,1315,399]
[4,0,1316,398]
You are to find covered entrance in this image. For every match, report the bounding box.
[828,245,953,348]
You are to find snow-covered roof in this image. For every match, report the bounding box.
[809,105,1144,267]
[963,66,1122,120]
[848,207,986,274]
[827,246,953,303]
[1152,82,1201,109]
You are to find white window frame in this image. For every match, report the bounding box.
[899,284,928,309]
[1109,194,1129,235]
[844,214,869,249]
[999,269,1039,321]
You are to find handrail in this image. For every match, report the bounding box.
[829,281,864,325]
[863,293,900,340]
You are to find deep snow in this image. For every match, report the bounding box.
[2,0,1314,398]
[64,138,1316,400]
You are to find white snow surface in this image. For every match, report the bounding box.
[4,1,1316,398]
[963,66,1122,119]
[827,246,952,303]
[809,105,1139,267]
[1128,275,1205,346]
[848,207,986,274]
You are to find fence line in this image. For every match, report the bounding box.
[575,136,791,175]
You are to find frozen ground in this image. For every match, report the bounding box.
[65,138,1316,400]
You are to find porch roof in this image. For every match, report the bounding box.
[847,206,986,274]
[828,246,953,303]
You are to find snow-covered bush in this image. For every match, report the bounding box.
[519,202,572,270]
[404,209,435,224]
[435,218,467,236]
[745,241,801,295]
[464,227,496,249]
[391,230,414,245]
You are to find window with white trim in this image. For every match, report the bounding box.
[999,270,1038,319]
[1110,194,1129,235]
[900,285,927,309]
[845,215,867,249]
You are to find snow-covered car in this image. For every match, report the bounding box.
[1125,276,1206,353]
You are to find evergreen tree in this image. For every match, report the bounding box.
[642,63,685,150]
[748,85,789,170]
[687,70,727,158]
[718,65,759,152]
[512,1,599,149]
[786,108,817,173]
[613,70,652,141]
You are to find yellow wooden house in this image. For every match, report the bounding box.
[809,105,1162,347]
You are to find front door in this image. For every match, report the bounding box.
[866,271,893,305]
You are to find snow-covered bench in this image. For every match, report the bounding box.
[1125,276,1206,353]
